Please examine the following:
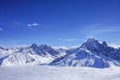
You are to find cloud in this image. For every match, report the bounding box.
[52,46,68,49]
[92,25,120,33]
[96,29,120,32]
[86,36,94,39]
[64,39,80,41]
[82,24,120,33]
[0,28,3,31]
[108,43,120,48]
[80,24,120,39]
[27,23,39,27]
[58,38,80,42]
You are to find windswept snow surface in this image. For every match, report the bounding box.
[0,66,120,80]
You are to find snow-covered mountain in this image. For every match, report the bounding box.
[0,44,64,66]
[50,38,120,68]
[0,38,120,68]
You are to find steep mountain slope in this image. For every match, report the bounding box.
[0,38,120,68]
[0,44,62,66]
[81,38,120,61]
[50,38,120,68]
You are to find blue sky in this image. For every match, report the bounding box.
[0,0,120,47]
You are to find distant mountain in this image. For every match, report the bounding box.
[0,44,63,66]
[0,38,120,68]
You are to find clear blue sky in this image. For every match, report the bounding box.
[0,0,120,47]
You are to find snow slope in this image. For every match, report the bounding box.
[50,38,120,68]
[0,44,61,66]
[0,66,119,80]
[0,38,120,68]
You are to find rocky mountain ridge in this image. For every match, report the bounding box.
[0,38,120,68]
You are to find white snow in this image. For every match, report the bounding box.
[108,43,120,48]
[52,46,68,49]
[0,66,120,80]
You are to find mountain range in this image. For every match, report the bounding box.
[0,38,120,68]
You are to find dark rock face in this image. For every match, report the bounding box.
[39,44,60,57]
[80,38,120,61]
[30,43,46,56]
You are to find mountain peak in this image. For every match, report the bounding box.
[102,41,107,47]
[0,47,4,50]
[80,38,100,48]
[30,43,38,48]
[86,38,98,43]
[39,44,50,49]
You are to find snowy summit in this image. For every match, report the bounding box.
[0,38,120,68]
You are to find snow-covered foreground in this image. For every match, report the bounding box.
[0,66,120,80]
